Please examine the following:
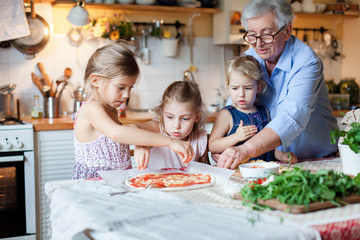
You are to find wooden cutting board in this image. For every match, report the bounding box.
[233,194,360,214]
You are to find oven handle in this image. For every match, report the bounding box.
[0,155,24,162]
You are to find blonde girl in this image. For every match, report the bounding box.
[73,43,194,179]
[133,80,208,169]
[209,55,297,163]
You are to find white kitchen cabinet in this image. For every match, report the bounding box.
[34,130,75,240]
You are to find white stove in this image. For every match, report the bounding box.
[0,118,36,239]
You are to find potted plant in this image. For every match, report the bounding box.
[331,119,360,176]
[83,14,135,43]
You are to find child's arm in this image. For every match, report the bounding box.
[275,150,298,164]
[86,102,194,163]
[130,121,158,170]
[209,110,257,154]
[134,145,150,170]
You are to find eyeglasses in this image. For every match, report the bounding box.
[243,25,286,44]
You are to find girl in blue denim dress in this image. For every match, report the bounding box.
[209,55,297,163]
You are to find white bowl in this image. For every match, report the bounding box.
[239,162,279,181]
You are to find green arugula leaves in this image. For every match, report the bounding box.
[240,167,360,210]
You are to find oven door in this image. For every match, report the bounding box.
[0,154,26,238]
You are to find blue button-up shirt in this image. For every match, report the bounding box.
[228,35,338,159]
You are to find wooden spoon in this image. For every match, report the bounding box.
[31,72,45,96]
[64,67,72,78]
[37,62,55,97]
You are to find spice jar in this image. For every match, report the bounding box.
[339,78,359,105]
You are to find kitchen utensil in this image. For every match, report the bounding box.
[31,72,46,96]
[57,81,69,99]
[11,1,50,59]
[37,62,54,97]
[54,67,73,98]
[0,84,16,94]
[64,67,72,79]
[108,183,162,196]
[44,97,60,118]
[0,91,15,119]
[187,13,199,72]
[140,28,150,64]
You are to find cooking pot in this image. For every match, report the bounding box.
[0,93,14,119]
[0,84,16,119]
[11,2,50,59]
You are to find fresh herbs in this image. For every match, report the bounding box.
[330,122,360,153]
[240,167,360,210]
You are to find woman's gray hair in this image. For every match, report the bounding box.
[241,0,294,30]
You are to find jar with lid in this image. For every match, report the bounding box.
[339,78,359,105]
[325,79,338,93]
[31,95,43,119]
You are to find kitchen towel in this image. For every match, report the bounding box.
[0,0,30,42]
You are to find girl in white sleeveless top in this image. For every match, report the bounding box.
[133,80,208,170]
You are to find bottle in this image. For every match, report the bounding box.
[31,95,43,119]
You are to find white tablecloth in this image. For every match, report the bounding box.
[45,161,326,240]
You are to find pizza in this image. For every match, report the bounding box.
[125,172,215,191]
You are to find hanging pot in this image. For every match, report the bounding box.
[11,2,50,59]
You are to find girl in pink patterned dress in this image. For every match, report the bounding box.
[73,43,194,179]
[133,80,208,170]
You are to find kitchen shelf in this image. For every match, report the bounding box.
[295,12,359,19]
[50,1,221,14]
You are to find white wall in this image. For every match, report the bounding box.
[342,18,360,84]
[0,4,230,117]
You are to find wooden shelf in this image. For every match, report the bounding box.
[295,12,359,19]
[51,1,221,14]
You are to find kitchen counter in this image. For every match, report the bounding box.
[22,110,218,131]
[22,109,345,131]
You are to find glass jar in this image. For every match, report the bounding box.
[339,78,359,105]
[31,95,43,119]
[325,79,338,93]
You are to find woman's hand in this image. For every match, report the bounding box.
[217,145,251,169]
[234,121,258,142]
[169,139,194,165]
[134,146,150,170]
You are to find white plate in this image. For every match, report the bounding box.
[125,172,216,191]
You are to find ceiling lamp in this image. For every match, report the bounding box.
[67,0,89,26]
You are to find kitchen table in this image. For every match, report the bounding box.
[45,158,360,240]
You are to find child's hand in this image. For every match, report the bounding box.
[282,152,298,164]
[234,121,258,142]
[169,139,195,165]
[134,146,150,170]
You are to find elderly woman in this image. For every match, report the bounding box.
[217,0,338,169]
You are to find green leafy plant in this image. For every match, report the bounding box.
[240,167,360,211]
[330,122,360,154]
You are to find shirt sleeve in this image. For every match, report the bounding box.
[266,51,324,150]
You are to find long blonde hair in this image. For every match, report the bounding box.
[84,42,140,95]
[154,80,206,135]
